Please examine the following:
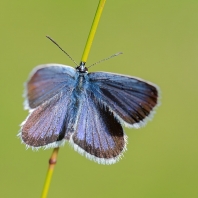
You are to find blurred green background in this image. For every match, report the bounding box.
[0,0,198,197]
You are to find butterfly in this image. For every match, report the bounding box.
[18,37,160,165]
[18,61,160,165]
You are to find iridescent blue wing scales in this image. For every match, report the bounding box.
[20,91,72,148]
[69,90,127,165]
[19,64,76,148]
[24,64,76,109]
[88,72,160,128]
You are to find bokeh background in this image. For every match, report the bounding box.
[0,0,198,197]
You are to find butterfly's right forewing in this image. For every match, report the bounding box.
[89,72,160,128]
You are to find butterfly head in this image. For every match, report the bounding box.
[76,62,88,73]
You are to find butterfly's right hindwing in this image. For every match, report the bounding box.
[69,87,127,165]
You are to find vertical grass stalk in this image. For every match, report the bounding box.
[40,0,106,197]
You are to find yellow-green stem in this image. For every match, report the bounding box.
[40,1,106,198]
[81,0,106,63]
[41,148,59,198]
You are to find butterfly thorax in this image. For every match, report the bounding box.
[75,75,87,90]
[75,62,89,94]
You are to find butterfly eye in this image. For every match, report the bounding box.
[76,66,88,73]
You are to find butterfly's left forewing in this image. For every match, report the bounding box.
[25,64,76,109]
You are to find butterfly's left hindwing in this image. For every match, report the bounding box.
[20,90,72,148]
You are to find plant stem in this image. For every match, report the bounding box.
[41,148,59,198]
[40,0,106,197]
[81,0,106,63]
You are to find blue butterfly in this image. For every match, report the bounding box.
[19,39,160,165]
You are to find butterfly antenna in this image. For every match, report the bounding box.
[46,35,78,66]
[87,52,123,69]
